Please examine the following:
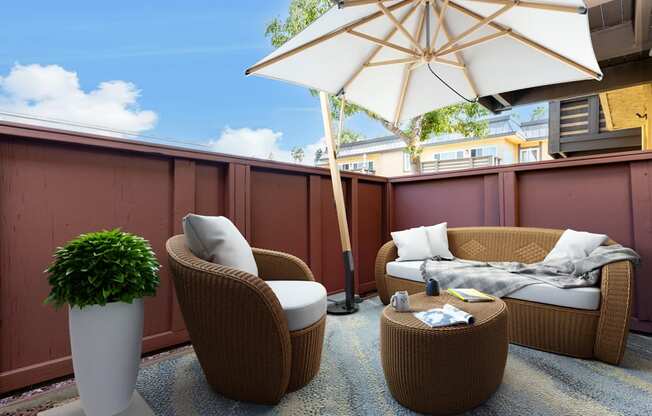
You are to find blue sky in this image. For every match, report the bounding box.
[0,0,544,162]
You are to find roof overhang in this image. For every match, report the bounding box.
[480,0,652,111]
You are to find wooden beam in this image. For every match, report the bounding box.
[436,29,510,57]
[377,1,424,54]
[436,2,515,54]
[634,0,652,46]
[493,58,652,108]
[431,0,479,98]
[245,0,414,75]
[446,0,602,80]
[348,29,419,56]
[339,2,420,92]
[463,0,586,14]
[598,92,614,131]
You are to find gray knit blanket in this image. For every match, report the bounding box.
[420,245,640,298]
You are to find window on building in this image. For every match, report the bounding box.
[434,151,464,160]
[367,161,374,172]
[403,152,412,172]
[470,146,497,158]
[520,148,540,163]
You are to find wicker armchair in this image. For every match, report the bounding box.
[166,235,325,404]
[375,227,633,365]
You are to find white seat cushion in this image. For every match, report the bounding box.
[386,261,601,311]
[266,280,327,331]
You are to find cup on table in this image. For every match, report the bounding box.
[390,290,411,312]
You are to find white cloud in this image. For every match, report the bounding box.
[208,127,325,166]
[0,64,157,135]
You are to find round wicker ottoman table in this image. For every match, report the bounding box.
[380,293,509,415]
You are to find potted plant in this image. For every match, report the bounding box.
[45,229,160,416]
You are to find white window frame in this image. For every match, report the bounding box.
[520,147,540,163]
[403,152,412,172]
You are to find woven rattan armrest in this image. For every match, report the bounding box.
[594,259,634,365]
[253,248,315,282]
[375,240,398,304]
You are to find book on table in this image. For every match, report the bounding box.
[447,288,495,303]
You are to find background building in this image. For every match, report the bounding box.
[317,116,550,177]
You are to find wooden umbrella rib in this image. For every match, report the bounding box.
[393,3,426,125]
[432,0,450,52]
[432,57,465,68]
[377,1,424,54]
[394,64,413,124]
[446,0,602,80]
[348,29,419,56]
[245,0,414,75]
[461,0,586,14]
[431,0,479,97]
[365,57,420,67]
[340,2,420,92]
[436,2,514,54]
[436,29,510,57]
[337,0,396,7]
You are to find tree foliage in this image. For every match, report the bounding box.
[291,145,305,162]
[45,229,160,309]
[265,0,490,171]
[530,106,547,121]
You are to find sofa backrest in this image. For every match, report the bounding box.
[448,227,565,263]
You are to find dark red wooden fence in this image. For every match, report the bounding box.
[0,122,387,393]
[0,121,650,394]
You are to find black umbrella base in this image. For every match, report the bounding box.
[327,300,360,315]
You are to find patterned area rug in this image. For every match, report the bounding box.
[136,297,652,416]
[2,297,651,415]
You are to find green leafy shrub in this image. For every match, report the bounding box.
[45,229,160,308]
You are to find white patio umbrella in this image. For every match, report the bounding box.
[246,0,601,314]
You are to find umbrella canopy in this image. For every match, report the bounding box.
[246,0,601,123]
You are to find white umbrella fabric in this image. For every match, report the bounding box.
[247,0,601,314]
[247,0,601,124]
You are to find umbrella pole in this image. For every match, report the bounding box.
[319,91,359,315]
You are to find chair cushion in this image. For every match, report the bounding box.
[544,229,608,263]
[386,261,601,311]
[391,227,432,261]
[266,280,327,331]
[423,222,454,260]
[182,214,258,276]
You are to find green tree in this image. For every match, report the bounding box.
[265,0,489,172]
[291,145,305,163]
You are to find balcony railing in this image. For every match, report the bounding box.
[341,166,375,174]
[421,155,501,173]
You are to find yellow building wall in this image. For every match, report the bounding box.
[322,137,554,177]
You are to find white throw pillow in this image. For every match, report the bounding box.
[391,226,433,261]
[182,214,258,276]
[423,222,454,260]
[544,229,608,263]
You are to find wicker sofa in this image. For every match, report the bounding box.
[375,227,634,365]
[166,235,325,404]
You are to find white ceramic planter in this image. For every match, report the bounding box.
[69,299,144,416]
